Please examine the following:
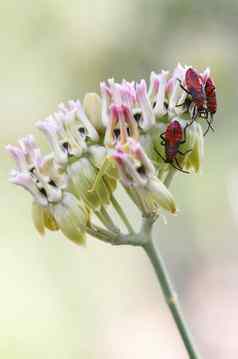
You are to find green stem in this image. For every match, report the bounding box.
[94,207,120,233]
[143,237,201,359]
[89,203,200,358]
[111,194,135,234]
[164,168,177,187]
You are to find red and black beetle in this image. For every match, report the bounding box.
[201,76,217,136]
[178,68,208,120]
[155,120,192,174]
[205,76,217,119]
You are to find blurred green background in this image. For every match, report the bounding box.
[1,0,238,358]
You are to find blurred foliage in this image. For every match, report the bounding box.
[1,0,238,358]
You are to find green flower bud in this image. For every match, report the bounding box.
[50,192,89,245]
[146,178,176,213]
[183,122,204,173]
[32,201,46,235]
[32,202,60,235]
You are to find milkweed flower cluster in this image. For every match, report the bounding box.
[7,63,216,245]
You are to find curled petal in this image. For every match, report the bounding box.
[104,104,139,146]
[200,67,210,84]
[73,100,99,142]
[37,117,68,166]
[120,80,136,108]
[19,135,43,167]
[136,80,155,130]
[153,70,169,118]
[148,71,160,102]
[100,81,112,126]
[112,150,147,187]
[127,138,155,177]
[104,104,119,146]
[6,145,28,172]
[10,172,48,207]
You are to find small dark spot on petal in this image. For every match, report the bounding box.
[62,142,69,151]
[113,128,121,139]
[78,127,86,135]
[133,113,141,123]
[49,179,57,187]
[39,187,47,197]
[137,165,146,175]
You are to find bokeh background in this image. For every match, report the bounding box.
[1,1,238,358]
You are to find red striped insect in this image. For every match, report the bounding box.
[178,68,208,120]
[201,76,217,135]
[205,76,217,118]
[155,120,192,174]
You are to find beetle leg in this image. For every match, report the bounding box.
[177,79,191,95]
[180,122,193,145]
[203,118,215,136]
[160,132,166,141]
[210,113,214,124]
[192,105,198,120]
[174,158,191,174]
[178,149,192,156]
[154,148,167,163]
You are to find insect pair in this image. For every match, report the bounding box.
[155,120,192,174]
[177,68,217,136]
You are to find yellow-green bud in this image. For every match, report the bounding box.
[83,93,104,132]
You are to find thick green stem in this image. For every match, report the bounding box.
[143,237,201,359]
[88,211,200,358]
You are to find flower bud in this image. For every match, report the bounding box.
[183,122,204,173]
[145,178,176,214]
[83,93,103,131]
[32,201,59,235]
[50,192,89,245]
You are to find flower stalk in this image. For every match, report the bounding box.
[88,213,200,359]
[143,231,201,359]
